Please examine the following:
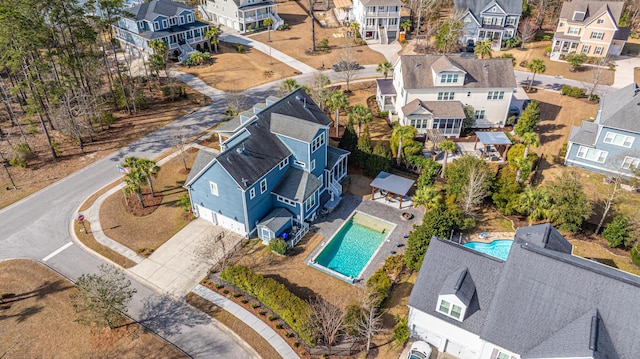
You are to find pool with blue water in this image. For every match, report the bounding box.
[463,240,514,260]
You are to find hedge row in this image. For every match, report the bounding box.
[220,265,314,344]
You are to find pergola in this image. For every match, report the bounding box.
[474,131,512,161]
[370,171,415,209]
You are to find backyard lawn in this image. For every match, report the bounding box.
[0,259,184,358]
[99,149,197,255]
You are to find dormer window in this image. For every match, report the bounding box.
[573,11,586,21]
[437,298,463,320]
[440,73,459,84]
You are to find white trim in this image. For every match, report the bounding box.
[249,187,255,199]
[209,181,219,196]
[260,179,267,193]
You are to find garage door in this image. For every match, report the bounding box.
[609,45,621,55]
[215,213,246,234]
[196,205,214,224]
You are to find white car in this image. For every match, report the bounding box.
[407,341,432,359]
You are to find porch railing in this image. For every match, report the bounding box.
[289,221,309,248]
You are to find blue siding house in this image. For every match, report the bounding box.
[112,0,210,61]
[565,83,640,179]
[185,89,349,244]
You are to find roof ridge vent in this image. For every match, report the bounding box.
[454,268,468,291]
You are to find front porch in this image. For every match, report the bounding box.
[376,79,396,112]
[478,28,503,50]
[323,147,350,212]
[550,33,581,60]
[238,3,282,32]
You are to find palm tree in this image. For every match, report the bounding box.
[188,52,205,66]
[349,104,373,137]
[521,132,540,160]
[391,125,416,166]
[474,40,493,59]
[205,26,222,53]
[517,186,551,224]
[149,39,169,78]
[123,170,146,208]
[349,21,360,38]
[136,158,161,197]
[439,140,457,178]
[400,19,411,34]
[412,186,442,210]
[263,17,274,42]
[279,78,300,95]
[376,61,393,79]
[527,59,546,91]
[327,91,349,133]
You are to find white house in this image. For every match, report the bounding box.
[350,0,403,44]
[198,0,283,33]
[376,54,516,137]
[408,223,640,358]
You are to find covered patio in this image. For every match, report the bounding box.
[474,131,512,162]
[370,171,415,209]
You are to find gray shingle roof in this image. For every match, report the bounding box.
[454,0,522,17]
[402,99,466,119]
[216,116,244,133]
[400,55,516,89]
[558,0,624,24]
[376,79,396,95]
[257,207,293,232]
[128,0,192,21]
[213,88,332,189]
[361,0,403,6]
[272,167,323,201]
[410,223,640,357]
[141,21,210,40]
[327,146,350,169]
[271,113,325,143]
[185,148,217,185]
[597,83,640,133]
[439,268,476,307]
[568,120,598,145]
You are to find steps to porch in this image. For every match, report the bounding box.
[379,27,388,45]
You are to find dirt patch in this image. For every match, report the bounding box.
[0,83,205,210]
[100,151,196,254]
[178,41,299,91]
[248,0,386,70]
[0,259,184,358]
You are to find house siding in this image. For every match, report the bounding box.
[245,165,288,233]
[190,163,245,227]
[409,307,483,358]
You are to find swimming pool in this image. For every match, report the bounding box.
[312,212,395,280]
[463,240,513,260]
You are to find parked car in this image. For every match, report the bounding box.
[466,39,475,52]
[509,105,520,117]
[332,61,360,72]
[407,341,432,359]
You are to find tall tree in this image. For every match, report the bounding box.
[326,90,349,133]
[435,17,463,54]
[545,170,592,233]
[71,264,137,330]
[391,125,417,166]
[595,176,624,234]
[527,59,546,91]
[348,104,372,137]
[439,140,457,178]
[205,26,222,53]
[309,295,345,352]
[263,17,274,42]
[136,158,161,197]
[356,290,385,353]
[279,78,300,95]
[474,40,493,59]
[516,186,551,224]
[376,60,393,79]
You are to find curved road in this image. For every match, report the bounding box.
[0,91,257,358]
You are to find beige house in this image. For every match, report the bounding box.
[551,0,629,60]
[376,55,516,138]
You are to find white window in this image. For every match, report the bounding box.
[279,157,289,169]
[576,146,608,163]
[622,156,640,169]
[582,44,591,54]
[483,17,492,25]
[153,22,159,31]
[440,73,459,83]
[311,159,316,171]
[568,26,580,35]
[277,195,296,207]
[187,14,193,22]
[162,19,167,28]
[311,133,325,152]
[209,182,219,196]
[497,352,510,359]
[594,46,604,55]
[170,17,176,25]
[304,194,316,211]
[591,31,604,40]
[437,299,463,320]
[437,92,455,100]
[604,132,634,147]
[597,18,605,24]
[506,17,516,25]
[260,179,267,193]
[487,91,505,100]
[249,188,255,199]
[294,160,306,168]
[474,109,485,120]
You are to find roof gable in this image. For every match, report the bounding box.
[480,1,506,15]
[559,0,624,25]
[454,0,522,17]
[597,83,640,134]
[270,113,326,143]
[128,0,193,21]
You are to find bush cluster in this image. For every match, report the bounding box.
[220,265,314,344]
[268,238,290,255]
[560,85,586,98]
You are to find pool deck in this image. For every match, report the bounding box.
[458,231,516,244]
[306,194,423,285]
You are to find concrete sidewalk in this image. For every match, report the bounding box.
[193,285,300,359]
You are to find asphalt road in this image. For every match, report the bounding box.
[0,94,257,358]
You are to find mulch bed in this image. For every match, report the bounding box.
[122,190,163,217]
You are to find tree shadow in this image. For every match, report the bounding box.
[537,101,562,122]
[263,274,316,302]
[0,280,72,305]
[138,293,211,336]
[0,305,44,323]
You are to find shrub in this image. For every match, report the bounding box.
[631,245,640,266]
[268,315,276,321]
[366,270,392,307]
[343,304,361,336]
[215,283,223,289]
[232,292,242,298]
[379,110,389,118]
[318,38,329,50]
[259,311,267,316]
[542,34,551,41]
[500,53,516,66]
[234,43,244,53]
[380,254,405,281]
[220,265,314,344]
[560,85,585,98]
[135,94,148,109]
[223,289,229,294]
[268,238,289,255]
[10,142,35,168]
[293,342,300,348]
[566,53,587,71]
[276,323,284,329]
[394,315,410,344]
[162,85,186,100]
[519,60,528,68]
[602,215,632,248]
[544,46,552,54]
[252,302,260,309]
[241,299,249,304]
